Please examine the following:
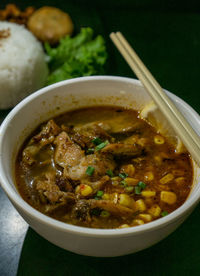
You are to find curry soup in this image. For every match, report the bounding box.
[15,106,193,229]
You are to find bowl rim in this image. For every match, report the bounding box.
[0,75,200,237]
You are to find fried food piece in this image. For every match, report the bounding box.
[0,4,35,25]
[27,6,74,44]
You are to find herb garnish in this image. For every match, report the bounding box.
[106,169,114,177]
[95,140,109,151]
[86,166,95,176]
[92,137,103,145]
[134,181,146,194]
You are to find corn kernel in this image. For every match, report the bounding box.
[144,171,154,181]
[160,173,174,184]
[119,194,134,208]
[135,199,146,212]
[141,190,156,197]
[110,192,119,204]
[154,135,165,144]
[160,191,177,205]
[102,193,110,200]
[111,176,120,186]
[175,177,185,185]
[125,177,139,186]
[111,176,120,181]
[118,224,130,228]
[132,219,144,226]
[75,185,81,194]
[148,204,161,217]
[138,213,152,222]
[122,164,135,177]
[80,184,93,196]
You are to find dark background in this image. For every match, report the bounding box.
[0,1,200,275]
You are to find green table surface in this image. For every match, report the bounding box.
[1,0,200,275]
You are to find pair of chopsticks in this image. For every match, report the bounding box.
[110,32,200,166]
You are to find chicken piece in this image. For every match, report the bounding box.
[74,122,111,137]
[27,6,74,44]
[55,175,73,192]
[72,198,135,222]
[73,122,112,148]
[32,120,61,145]
[22,120,61,166]
[109,124,142,134]
[70,132,88,148]
[44,202,69,214]
[71,199,91,222]
[101,143,143,157]
[35,171,75,204]
[98,116,145,135]
[44,191,75,214]
[54,131,115,181]
[64,153,115,181]
[22,144,41,165]
[81,175,110,194]
[89,199,136,217]
[123,135,148,147]
[54,131,84,168]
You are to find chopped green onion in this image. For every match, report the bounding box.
[86,166,95,176]
[100,210,110,218]
[161,211,168,217]
[138,181,146,189]
[92,137,102,145]
[95,140,109,151]
[95,190,104,200]
[87,148,94,154]
[119,173,128,179]
[135,186,141,195]
[96,190,104,198]
[106,169,114,177]
[134,181,146,195]
[120,180,128,187]
[125,186,134,192]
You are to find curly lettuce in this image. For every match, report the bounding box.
[45,28,107,85]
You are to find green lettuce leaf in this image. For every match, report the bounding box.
[45,28,107,85]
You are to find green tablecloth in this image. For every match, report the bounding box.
[18,206,200,275]
[1,0,200,274]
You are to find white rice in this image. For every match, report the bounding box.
[0,22,48,109]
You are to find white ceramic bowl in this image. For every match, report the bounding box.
[0,76,200,257]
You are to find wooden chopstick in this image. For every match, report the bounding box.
[110,32,200,166]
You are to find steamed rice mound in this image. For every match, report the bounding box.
[0,22,48,109]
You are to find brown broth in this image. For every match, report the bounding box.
[15,106,193,229]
